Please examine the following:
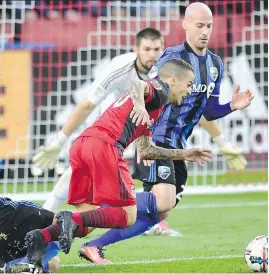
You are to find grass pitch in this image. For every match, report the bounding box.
[56,192,267,273]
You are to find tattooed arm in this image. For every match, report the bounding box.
[128,79,150,105]
[128,80,151,126]
[137,136,213,167]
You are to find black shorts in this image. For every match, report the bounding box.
[0,204,54,263]
[132,142,188,205]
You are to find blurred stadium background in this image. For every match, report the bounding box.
[0,0,267,200]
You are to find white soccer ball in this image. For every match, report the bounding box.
[245,235,268,272]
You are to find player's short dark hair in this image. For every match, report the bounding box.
[158,59,194,79]
[135,28,163,46]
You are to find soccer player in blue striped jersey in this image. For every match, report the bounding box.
[134,2,253,235]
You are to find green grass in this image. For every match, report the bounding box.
[1,170,267,194]
[55,192,267,273]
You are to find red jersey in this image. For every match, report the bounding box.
[80,79,170,150]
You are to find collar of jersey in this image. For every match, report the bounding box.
[184,41,208,60]
[134,58,146,80]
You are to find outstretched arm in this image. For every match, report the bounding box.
[203,85,254,121]
[61,99,95,137]
[137,136,213,167]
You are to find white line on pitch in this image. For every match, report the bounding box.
[62,254,242,267]
[175,201,268,209]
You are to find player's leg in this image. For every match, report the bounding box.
[37,138,95,254]
[56,137,137,253]
[42,166,72,212]
[78,190,160,264]
[77,158,176,263]
[145,159,188,236]
[133,145,183,236]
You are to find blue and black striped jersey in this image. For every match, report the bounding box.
[149,42,224,149]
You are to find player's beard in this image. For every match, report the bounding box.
[137,57,156,73]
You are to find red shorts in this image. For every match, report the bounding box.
[67,136,136,207]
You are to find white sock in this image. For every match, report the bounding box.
[43,166,72,212]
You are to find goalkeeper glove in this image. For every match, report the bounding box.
[213,134,247,171]
[33,131,68,169]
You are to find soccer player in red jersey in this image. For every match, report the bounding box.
[25,59,213,265]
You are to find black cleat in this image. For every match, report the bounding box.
[25,229,46,267]
[56,211,78,254]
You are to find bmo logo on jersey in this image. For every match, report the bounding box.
[192,66,218,98]
[192,82,215,98]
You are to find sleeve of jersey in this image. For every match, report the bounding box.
[210,57,224,97]
[203,97,233,121]
[88,60,132,105]
[145,80,170,108]
[148,47,181,79]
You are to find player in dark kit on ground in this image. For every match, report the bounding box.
[0,197,60,273]
[25,59,214,265]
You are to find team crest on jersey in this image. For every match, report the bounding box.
[158,166,171,180]
[148,66,159,79]
[210,67,218,81]
[149,80,162,90]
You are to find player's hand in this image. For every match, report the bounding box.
[130,105,151,127]
[136,148,154,166]
[183,148,213,167]
[230,85,254,110]
[220,145,247,170]
[33,132,67,169]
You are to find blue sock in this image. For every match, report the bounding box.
[86,192,160,247]
[42,241,60,271]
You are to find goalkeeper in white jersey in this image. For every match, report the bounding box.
[33,27,247,237]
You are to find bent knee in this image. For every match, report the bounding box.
[156,196,176,212]
[152,183,176,212]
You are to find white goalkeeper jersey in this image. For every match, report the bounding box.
[88,52,143,106]
[59,52,145,160]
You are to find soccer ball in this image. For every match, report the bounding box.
[244,235,268,272]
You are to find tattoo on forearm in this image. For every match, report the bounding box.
[137,136,185,160]
[128,80,148,106]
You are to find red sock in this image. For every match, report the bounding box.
[72,213,87,237]
[41,223,60,244]
[79,207,128,229]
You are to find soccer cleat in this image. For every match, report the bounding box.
[144,220,183,237]
[79,245,112,264]
[55,211,78,254]
[25,229,46,267]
